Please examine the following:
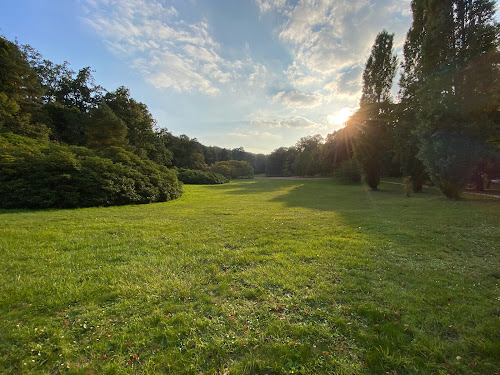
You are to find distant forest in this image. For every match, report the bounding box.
[1,0,499,208]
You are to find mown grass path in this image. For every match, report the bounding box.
[1,179,499,374]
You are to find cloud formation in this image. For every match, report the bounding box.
[252,116,322,129]
[275,0,411,74]
[273,90,322,108]
[79,0,414,152]
[82,0,264,95]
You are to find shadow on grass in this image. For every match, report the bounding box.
[209,178,407,213]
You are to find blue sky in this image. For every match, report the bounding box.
[1,0,418,153]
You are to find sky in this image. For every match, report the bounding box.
[1,0,417,154]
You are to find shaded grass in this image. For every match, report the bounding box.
[0,179,499,374]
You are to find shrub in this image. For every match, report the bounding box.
[333,159,362,183]
[417,131,491,199]
[0,133,183,209]
[177,168,229,184]
[208,160,254,179]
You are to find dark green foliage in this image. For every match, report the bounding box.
[361,30,398,105]
[266,147,299,176]
[85,103,128,150]
[42,102,86,145]
[160,133,207,169]
[0,133,182,209]
[350,104,393,190]
[177,168,229,185]
[350,30,397,190]
[52,66,103,112]
[332,158,362,183]
[392,107,427,192]
[401,0,499,197]
[104,86,173,164]
[209,160,254,179]
[0,37,50,140]
[293,150,313,177]
[417,131,492,198]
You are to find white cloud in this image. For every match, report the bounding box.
[256,0,412,106]
[323,65,363,99]
[252,116,322,129]
[273,90,322,108]
[255,0,287,13]
[275,0,411,74]
[81,0,262,95]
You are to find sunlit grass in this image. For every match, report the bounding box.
[1,179,499,374]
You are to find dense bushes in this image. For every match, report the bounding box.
[208,160,254,179]
[0,133,183,209]
[177,168,229,185]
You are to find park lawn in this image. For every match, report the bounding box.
[0,179,499,374]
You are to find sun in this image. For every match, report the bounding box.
[327,107,355,127]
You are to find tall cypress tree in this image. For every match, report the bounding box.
[350,30,397,190]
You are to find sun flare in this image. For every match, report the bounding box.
[327,107,355,127]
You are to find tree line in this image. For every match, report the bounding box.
[0,36,260,208]
[267,0,499,198]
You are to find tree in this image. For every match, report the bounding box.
[55,67,103,112]
[0,37,50,139]
[104,86,167,162]
[293,150,313,177]
[350,30,397,190]
[85,103,127,150]
[361,30,398,105]
[42,102,86,145]
[401,0,499,198]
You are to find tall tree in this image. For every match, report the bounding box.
[401,0,499,197]
[350,30,397,190]
[0,37,50,139]
[361,30,398,106]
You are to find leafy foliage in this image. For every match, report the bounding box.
[349,30,397,190]
[400,0,500,197]
[0,133,182,209]
[209,160,254,179]
[177,168,229,185]
[417,131,493,198]
[360,30,398,105]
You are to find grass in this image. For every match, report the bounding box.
[0,178,499,374]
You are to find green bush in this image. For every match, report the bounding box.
[0,133,183,209]
[417,131,490,199]
[333,159,362,183]
[208,160,254,179]
[177,168,229,184]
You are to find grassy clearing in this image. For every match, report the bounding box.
[1,179,499,374]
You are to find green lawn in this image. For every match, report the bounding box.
[1,179,499,374]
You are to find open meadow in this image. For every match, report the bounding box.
[1,179,499,374]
